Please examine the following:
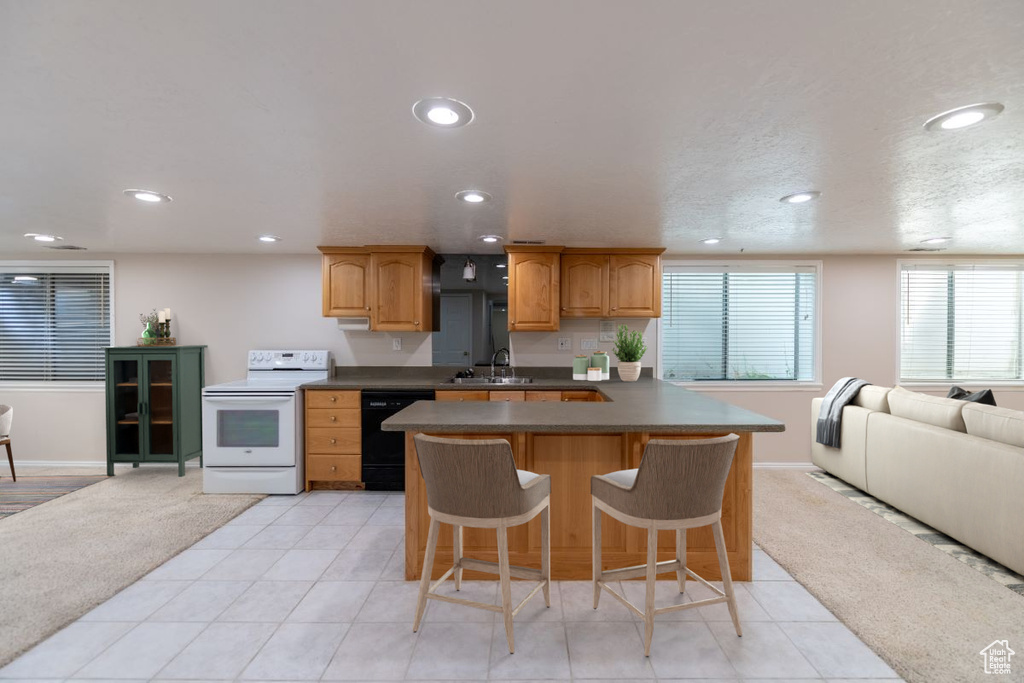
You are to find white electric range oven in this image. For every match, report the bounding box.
[202,350,330,494]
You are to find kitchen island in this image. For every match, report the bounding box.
[381,378,784,582]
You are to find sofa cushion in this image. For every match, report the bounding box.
[888,387,967,432]
[851,385,892,413]
[962,403,1024,448]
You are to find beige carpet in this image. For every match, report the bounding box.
[0,467,261,667]
[754,469,1024,683]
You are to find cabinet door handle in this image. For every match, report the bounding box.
[459,398,465,402]
[330,465,337,472]
[330,415,337,422]
[365,306,370,310]
[414,321,420,326]
[611,307,617,310]
[330,396,337,402]
[330,438,337,444]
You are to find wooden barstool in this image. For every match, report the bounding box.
[591,434,741,656]
[0,405,13,482]
[412,434,551,654]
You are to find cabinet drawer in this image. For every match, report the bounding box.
[307,454,361,481]
[489,391,526,402]
[525,391,563,402]
[436,391,490,402]
[306,408,361,428]
[306,391,360,409]
[306,427,361,454]
[562,390,601,402]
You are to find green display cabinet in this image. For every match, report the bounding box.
[105,346,206,476]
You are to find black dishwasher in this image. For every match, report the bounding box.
[361,390,435,490]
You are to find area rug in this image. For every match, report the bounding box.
[754,469,1024,683]
[0,467,262,668]
[0,475,109,518]
[808,470,1024,595]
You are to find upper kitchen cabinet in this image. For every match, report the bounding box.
[506,246,563,332]
[608,250,664,317]
[558,248,665,318]
[560,253,609,318]
[368,246,440,332]
[319,248,370,317]
[319,245,440,331]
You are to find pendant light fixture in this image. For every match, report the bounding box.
[463,257,477,282]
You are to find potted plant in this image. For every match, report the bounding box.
[611,324,646,381]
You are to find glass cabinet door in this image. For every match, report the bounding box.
[112,358,141,456]
[144,356,175,456]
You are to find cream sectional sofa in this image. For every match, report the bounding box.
[810,386,1024,577]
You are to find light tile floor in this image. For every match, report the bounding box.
[1,489,902,682]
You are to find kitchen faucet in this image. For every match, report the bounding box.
[491,347,512,379]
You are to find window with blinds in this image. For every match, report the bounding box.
[900,262,1024,382]
[661,263,819,382]
[0,263,113,383]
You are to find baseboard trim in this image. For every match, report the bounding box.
[754,461,816,469]
[12,460,201,468]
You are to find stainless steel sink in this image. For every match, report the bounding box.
[446,376,533,385]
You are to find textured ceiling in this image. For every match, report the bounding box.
[1,0,1022,256]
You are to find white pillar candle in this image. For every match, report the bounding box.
[587,367,602,381]
[157,311,166,323]
[164,308,172,319]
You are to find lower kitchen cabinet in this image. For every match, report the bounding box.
[304,389,362,490]
[105,346,206,477]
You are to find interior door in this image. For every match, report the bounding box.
[432,293,473,365]
[142,354,176,459]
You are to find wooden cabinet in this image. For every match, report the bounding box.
[506,247,562,331]
[609,252,662,317]
[304,389,362,490]
[525,391,562,402]
[105,346,205,477]
[560,254,608,318]
[489,391,526,402]
[436,391,489,402]
[319,245,439,332]
[320,249,371,317]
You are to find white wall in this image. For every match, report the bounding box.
[4,252,1022,464]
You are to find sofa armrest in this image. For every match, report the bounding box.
[810,398,871,492]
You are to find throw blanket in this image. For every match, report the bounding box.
[816,377,870,448]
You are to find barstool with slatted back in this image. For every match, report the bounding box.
[412,433,551,654]
[591,434,741,656]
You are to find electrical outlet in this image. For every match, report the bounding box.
[392,337,402,351]
[558,337,571,351]
[581,338,598,350]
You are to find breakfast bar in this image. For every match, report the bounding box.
[382,379,784,582]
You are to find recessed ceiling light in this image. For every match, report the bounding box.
[23,233,62,243]
[922,237,950,244]
[13,275,38,282]
[480,235,502,243]
[124,189,172,203]
[412,97,474,128]
[701,238,721,245]
[924,103,1004,131]
[455,190,492,203]
[780,191,821,204]
[258,235,281,243]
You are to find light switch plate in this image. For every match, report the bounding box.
[392,337,402,351]
[581,338,598,350]
[558,337,571,351]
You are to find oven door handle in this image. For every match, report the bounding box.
[203,395,293,403]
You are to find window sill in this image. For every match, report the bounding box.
[667,381,824,392]
[899,381,1024,392]
[0,382,105,392]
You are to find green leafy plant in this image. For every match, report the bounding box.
[139,310,159,325]
[611,324,647,362]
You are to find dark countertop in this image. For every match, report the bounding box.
[302,373,785,434]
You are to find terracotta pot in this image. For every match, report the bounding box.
[617,361,642,382]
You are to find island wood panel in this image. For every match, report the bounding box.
[405,429,752,582]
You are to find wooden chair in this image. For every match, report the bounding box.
[412,434,551,654]
[0,405,13,481]
[591,434,741,656]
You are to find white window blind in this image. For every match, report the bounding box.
[0,264,113,382]
[661,263,818,382]
[900,262,1024,382]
